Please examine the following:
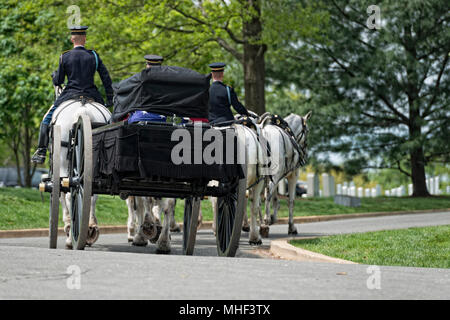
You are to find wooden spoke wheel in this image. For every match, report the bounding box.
[183,197,201,255]
[49,125,61,249]
[69,114,93,250]
[216,163,247,257]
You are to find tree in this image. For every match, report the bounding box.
[86,0,324,115]
[0,0,62,186]
[269,0,449,197]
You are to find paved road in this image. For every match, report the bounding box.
[0,211,449,299]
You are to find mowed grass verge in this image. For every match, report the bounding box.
[290,225,450,269]
[0,187,449,230]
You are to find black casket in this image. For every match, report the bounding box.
[92,121,244,182]
[112,66,211,121]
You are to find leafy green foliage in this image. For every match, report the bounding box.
[267,0,449,192]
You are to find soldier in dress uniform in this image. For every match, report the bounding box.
[208,62,249,124]
[31,26,114,164]
[144,54,163,68]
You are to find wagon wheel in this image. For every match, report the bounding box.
[216,163,247,257]
[49,125,61,249]
[183,197,201,255]
[69,114,93,250]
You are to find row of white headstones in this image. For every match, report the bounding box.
[301,173,448,198]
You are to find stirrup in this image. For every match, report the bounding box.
[31,148,47,164]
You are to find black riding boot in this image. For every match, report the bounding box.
[31,123,49,164]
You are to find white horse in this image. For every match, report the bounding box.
[51,96,111,249]
[259,112,311,237]
[126,197,179,253]
[209,118,269,245]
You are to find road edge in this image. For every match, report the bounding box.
[269,238,357,264]
[1,208,449,239]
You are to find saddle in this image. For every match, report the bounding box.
[260,113,305,171]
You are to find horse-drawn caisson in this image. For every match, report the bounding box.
[39,64,248,257]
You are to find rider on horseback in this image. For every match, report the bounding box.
[31,26,114,164]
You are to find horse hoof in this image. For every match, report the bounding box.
[170,225,181,233]
[259,225,270,238]
[242,226,250,232]
[142,222,157,240]
[86,226,100,246]
[132,240,148,247]
[156,248,171,254]
[288,230,298,236]
[270,214,277,225]
[249,239,262,246]
[127,237,134,243]
[149,225,162,244]
[132,233,148,246]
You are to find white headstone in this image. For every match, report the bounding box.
[307,173,320,197]
[371,188,376,198]
[365,188,371,197]
[408,184,413,196]
[319,189,323,197]
[446,186,450,194]
[349,186,356,197]
[322,173,335,197]
[343,181,348,188]
[342,186,348,196]
[375,184,381,197]
[434,176,440,195]
[385,190,390,196]
[429,178,434,195]
[337,184,342,195]
[357,187,363,198]
[350,181,355,188]
[399,186,405,197]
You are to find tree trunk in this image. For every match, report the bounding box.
[409,113,430,197]
[410,145,429,197]
[243,0,266,116]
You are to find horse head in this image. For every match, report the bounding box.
[285,111,311,164]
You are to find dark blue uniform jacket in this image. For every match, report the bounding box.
[208,81,249,123]
[52,46,113,108]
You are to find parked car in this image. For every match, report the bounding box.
[296,180,307,196]
[0,167,48,188]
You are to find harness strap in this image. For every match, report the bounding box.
[91,50,99,71]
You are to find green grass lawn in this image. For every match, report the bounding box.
[290,225,450,268]
[0,187,449,230]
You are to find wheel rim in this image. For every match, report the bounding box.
[49,125,61,249]
[217,188,237,253]
[71,124,84,242]
[183,197,200,255]
[69,115,92,249]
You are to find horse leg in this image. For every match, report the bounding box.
[61,192,72,249]
[242,194,250,232]
[126,197,137,242]
[210,196,218,236]
[132,197,148,246]
[149,198,163,244]
[86,194,99,246]
[249,181,264,245]
[168,199,181,233]
[259,182,271,238]
[272,187,280,225]
[197,205,203,230]
[287,171,299,235]
[156,201,171,254]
